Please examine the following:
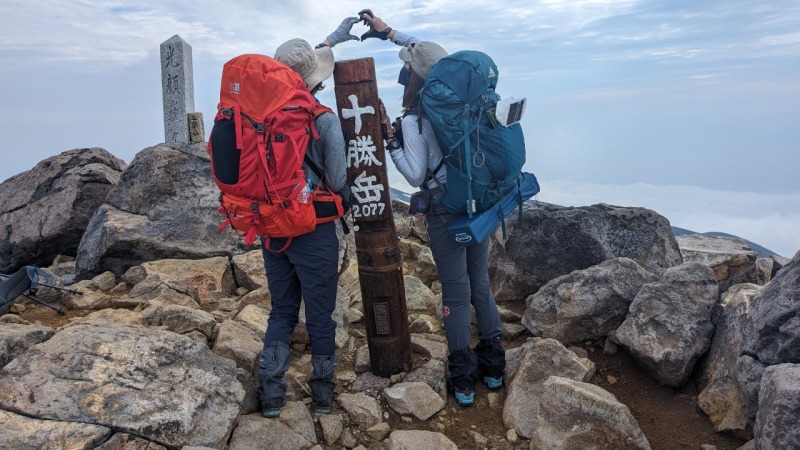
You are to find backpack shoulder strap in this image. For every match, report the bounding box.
[308,103,351,234]
[314,103,334,118]
[421,158,445,191]
[307,102,334,181]
[304,154,324,180]
[402,101,424,135]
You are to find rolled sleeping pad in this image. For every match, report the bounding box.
[448,172,540,246]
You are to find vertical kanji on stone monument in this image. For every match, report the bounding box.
[160,35,195,143]
[334,58,413,377]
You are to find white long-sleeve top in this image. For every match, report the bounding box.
[390,113,446,190]
[388,30,445,191]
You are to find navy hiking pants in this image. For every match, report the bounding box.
[262,221,339,356]
[426,213,503,352]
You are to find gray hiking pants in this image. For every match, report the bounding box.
[426,212,503,352]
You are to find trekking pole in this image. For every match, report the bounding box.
[19,293,66,315]
[0,273,83,296]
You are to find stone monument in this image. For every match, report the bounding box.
[160,35,196,143]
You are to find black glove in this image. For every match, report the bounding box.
[378,100,401,151]
[358,9,392,41]
[390,117,404,150]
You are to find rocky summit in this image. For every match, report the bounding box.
[1,144,797,450]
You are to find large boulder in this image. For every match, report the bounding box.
[503,338,595,438]
[0,409,111,449]
[228,412,314,450]
[0,148,126,273]
[96,433,167,449]
[522,257,659,344]
[231,250,267,291]
[741,258,800,366]
[212,319,263,371]
[768,254,791,279]
[75,142,241,279]
[0,321,244,448]
[489,203,682,301]
[611,262,718,387]
[141,304,217,339]
[736,258,800,425]
[754,364,800,450]
[383,382,446,420]
[337,392,383,429]
[403,275,438,315]
[697,283,760,434]
[676,234,758,293]
[0,321,55,367]
[735,355,768,425]
[388,430,458,450]
[133,257,237,307]
[530,376,651,450]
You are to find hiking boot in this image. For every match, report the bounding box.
[474,336,505,390]
[448,348,479,407]
[309,354,336,414]
[261,397,286,418]
[312,399,332,414]
[483,375,504,390]
[453,385,475,407]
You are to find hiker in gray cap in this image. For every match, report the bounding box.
[359,10,506,407]
[256,18,358,419]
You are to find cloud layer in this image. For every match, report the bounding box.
[539,179,800,258]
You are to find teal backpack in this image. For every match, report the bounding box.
[420,50,529,218]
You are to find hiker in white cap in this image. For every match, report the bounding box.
[359,10,507,407]
[256,18,358,418]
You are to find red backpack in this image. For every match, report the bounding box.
[208,54,343,251]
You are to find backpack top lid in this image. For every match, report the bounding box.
[218,53,310,118]
[424,50,499,104]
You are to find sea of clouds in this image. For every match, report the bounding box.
[389,174,800,258]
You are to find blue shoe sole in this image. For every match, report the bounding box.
[454,391,474,406]
[314,406,331,414]
[262,408,281,418]
[484,376,504,390]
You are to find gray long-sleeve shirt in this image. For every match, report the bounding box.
[306,111,347,197]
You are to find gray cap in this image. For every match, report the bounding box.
[399,41,448,79]
[274,38,334,90]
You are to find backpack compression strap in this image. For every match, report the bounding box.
[463,105,475,218]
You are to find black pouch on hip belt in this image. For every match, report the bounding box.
[409,189,432,214]
[408,159,446,215]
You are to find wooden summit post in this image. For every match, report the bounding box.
[333,58,413,377]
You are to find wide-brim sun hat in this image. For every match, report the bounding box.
[274,38,334,90]
[399,41,448,79]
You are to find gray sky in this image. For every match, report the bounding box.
[1,0,798,256]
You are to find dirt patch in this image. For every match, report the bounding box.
[588,348,748,450]
[11,302,88,328]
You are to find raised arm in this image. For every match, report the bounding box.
[358,10,421,47]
